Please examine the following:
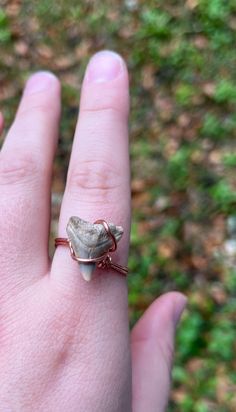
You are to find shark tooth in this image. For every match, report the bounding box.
[66,216,124,281]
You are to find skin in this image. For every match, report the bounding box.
[0,50,187,412]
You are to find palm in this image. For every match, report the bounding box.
[0,51,186,411]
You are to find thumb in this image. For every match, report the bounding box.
[131,292,187,412]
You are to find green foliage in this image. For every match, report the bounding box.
[214,79,236,104]
[210,180,236,212]
[225,269,236,293]
[130,222,144,247]
[223,153,236,167]
[177,311,205,359]
[160,218,180,237]
[172,365,188,384]
[199,0,231,22]
[0,8,11,43]
[175,84,197,106]
[69,5,83,20]
[139,9,172,38]
[201,113,225,139]
[178,395,194,412]
[167,147,191,190]
[208,319,236,361]
[34,1,63,21]
[195,401,211,412]
[167,42,205,74]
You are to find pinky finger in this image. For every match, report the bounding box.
[131,292,187,412]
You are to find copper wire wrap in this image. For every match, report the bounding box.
[54,219,128,277]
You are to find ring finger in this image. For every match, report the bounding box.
[52,51,130,292]
[51,51,132,409]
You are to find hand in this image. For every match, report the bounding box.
[0,50,186,412]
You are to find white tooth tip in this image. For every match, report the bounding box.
[82,271,92,282]
[79,263,94,282]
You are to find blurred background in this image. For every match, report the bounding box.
[1,0,236,410]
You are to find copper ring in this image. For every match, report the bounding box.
[55,219,128,277]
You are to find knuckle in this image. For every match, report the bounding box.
[17,99,53,119]
[17,84,60,120]
[0,152,39,186]
[81,105,121,117]
[68,159,121,203]
[80,87,129,118]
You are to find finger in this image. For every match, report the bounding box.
[52,50,130,288]
[131,292,187,412]
[0,72,61,297]
[51,51,132,410]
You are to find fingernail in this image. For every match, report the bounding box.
[24,71,57,95]
[173,294,187,327]
[85,50,125,83]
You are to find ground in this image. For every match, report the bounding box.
[1,1,236,411]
